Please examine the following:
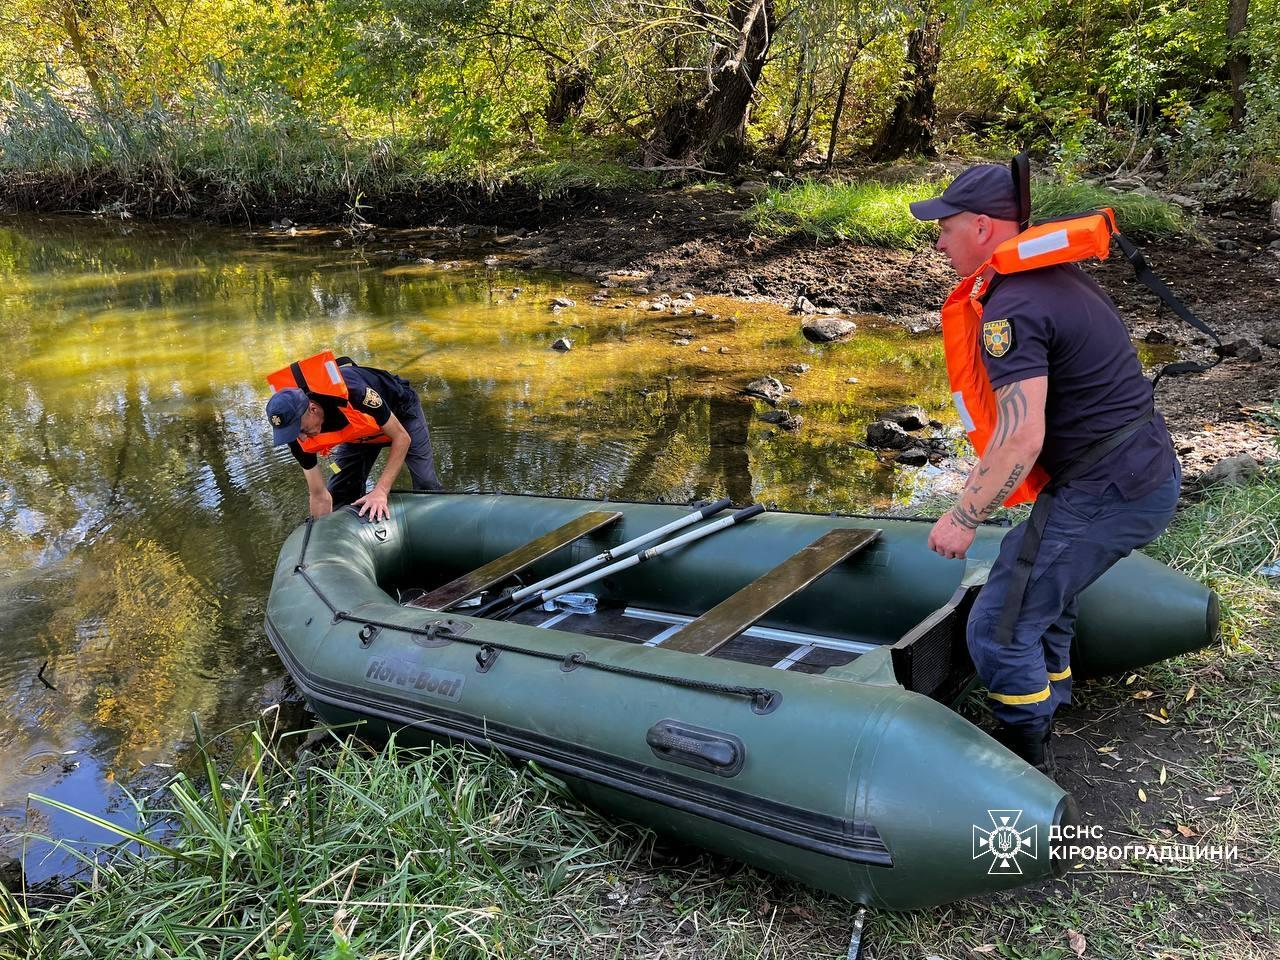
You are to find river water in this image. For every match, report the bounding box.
[0,214,964,879]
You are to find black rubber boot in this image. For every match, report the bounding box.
[992,720,1056,779]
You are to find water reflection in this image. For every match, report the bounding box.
[0,214,954,878]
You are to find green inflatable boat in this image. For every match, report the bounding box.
[264,492,1217,909]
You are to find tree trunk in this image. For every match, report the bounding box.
[777,33,811,159]
[1225,0,1250,128]
[869,12,944,161]
[545,62,591,128]
[645,0,775,172]
[825,49,857,171]
[59,1,108,110]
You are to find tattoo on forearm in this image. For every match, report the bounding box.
[951,503,983,529]
[982,462,1026,515]
[952,461,1027,530]
[992,381,1027,449]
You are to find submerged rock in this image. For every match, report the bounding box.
[793,295,818,315]
[879,404,929,431]
[785,363,810,374]
[743,376,787,404]
[759,410,803,431]
[551,337,573,352]
[866,420,914,450]
[801,316,857,343]
[551,296,576,308]
[897,447,930,467]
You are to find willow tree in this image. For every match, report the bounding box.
[639,0,777,172]
[870,1,945,160]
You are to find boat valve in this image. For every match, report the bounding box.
[475,644,499,673]
[750,689,782,715]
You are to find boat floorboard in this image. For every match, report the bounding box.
[503,601,863,676]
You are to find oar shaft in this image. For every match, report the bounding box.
[509,498,731,603]
[540,504,764,603]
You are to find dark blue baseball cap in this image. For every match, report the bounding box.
[909,164,1020,222]
[266,388,310,445]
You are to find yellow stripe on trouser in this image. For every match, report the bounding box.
[988,685,1051,706]
[1048,666,1072,681]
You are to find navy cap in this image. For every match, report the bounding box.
[909,164,1020,222]
[266,388,310,445]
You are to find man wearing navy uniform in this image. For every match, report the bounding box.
[266,361,442,522]
[909,166,1180,774]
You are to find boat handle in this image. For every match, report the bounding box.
[646,720,744,777]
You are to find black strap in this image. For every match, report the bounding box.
[992,408,1156,647]
[1111,232,1223,388]
[1011,153,1031,232]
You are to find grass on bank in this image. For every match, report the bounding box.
[748,177,1190,247]
[0,86,645,216]
[4,470,1276,960]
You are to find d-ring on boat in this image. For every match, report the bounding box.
[264,491,1217,909]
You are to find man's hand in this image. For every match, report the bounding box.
[309,489,333,518]
[928,510,977,560]
[353,487,390,522]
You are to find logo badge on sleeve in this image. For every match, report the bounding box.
[983,319,1013,358]
[363,387,383,408]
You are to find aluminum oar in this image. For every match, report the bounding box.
[506,498,732,603]
[496,504,765,620]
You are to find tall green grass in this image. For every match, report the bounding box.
[747,179,942,247]
[0,85,645,215]
[748,176,1190,247]
[1031,179,1190,237]
[8,723,657,959]
[1149,465,1280,647]
[0,85,426,215]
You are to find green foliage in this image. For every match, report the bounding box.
[0,0,1277,206]
[748,178,941,246]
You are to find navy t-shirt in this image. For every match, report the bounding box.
[978,263,1173,498]
[289,365,417,469]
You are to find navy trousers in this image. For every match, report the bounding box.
[327,395,443,507]
[967,463,1180,726]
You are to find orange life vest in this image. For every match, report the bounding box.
[266,351,390,457]
[940,210,1117,506]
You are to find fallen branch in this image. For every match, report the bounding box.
[628,163,726,175]
[37,659,57,691]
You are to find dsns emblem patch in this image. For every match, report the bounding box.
[983,319,1013,358]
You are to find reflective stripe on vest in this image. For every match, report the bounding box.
[265,349,391,457]
[939,210,1116,506]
